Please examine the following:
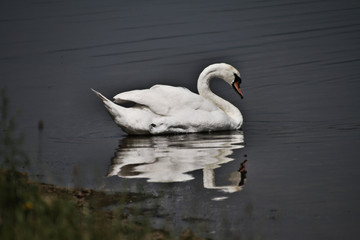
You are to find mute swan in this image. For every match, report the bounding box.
[92,63,244,135]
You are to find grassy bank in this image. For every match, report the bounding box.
[0,169,209,240]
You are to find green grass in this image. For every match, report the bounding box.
[0,169,169,240]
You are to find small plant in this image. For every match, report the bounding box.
[0,89,97,239]
[0,89,82,239]
[0,88,28,170]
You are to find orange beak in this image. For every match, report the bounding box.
[232,80,244,99]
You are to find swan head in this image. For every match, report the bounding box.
[198,63,244,99]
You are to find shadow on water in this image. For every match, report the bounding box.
[107,131,246,198]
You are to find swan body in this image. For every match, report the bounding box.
[92,63,244,135]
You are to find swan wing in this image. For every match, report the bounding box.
[113,84,218,116]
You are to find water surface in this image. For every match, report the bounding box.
[1,0,360,239]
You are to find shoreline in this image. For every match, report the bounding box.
[0,169,209,240]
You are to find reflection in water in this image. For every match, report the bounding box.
[107,131,246,194]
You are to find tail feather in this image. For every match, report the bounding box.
[91,88,110,102]
[91,88,121,118]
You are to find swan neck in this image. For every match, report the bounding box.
[197,71,242,127]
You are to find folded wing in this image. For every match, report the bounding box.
[113,84,218,116]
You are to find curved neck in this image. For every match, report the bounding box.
[197,70,242,127]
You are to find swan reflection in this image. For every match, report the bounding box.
[107,131,246,193]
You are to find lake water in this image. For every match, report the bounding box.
[1,0,360,239]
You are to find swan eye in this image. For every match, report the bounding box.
[234,73,242,83]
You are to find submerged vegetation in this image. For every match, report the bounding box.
[0,89,207,240]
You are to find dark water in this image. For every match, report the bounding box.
[1,0,360,239]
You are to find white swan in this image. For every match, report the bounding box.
[92,63,244,135]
